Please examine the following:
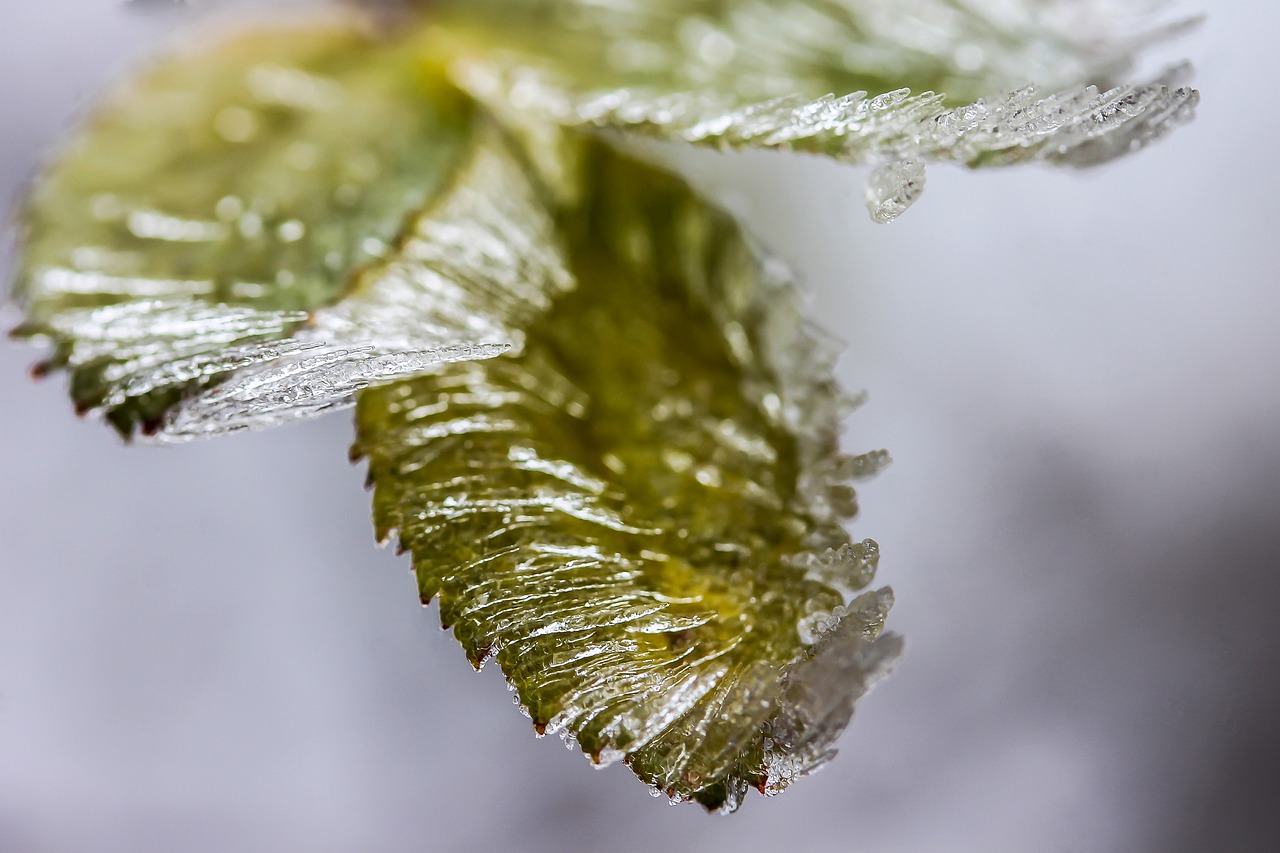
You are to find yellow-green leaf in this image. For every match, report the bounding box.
[353,134,900,812]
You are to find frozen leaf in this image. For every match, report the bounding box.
[428,0,1199,220]
[353,136,899,812]
[9,23,517,437]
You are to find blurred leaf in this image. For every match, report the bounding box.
[429,0,1199,220]
[354,135,900,812]
[11,23,510,437]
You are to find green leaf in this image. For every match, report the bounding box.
[428,0,1199,220]
[353,134,900,812]
[11,23,511,437]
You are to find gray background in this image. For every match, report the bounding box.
[2,2,1277,851]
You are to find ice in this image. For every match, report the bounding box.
[865,159,927,224]
[840,448,892,480]
[764,608,903,795]
[21,125,575,441]
[794,538,881,590]
[158,342,510,441]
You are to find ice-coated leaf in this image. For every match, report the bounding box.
[156,121,574,441]
[353,135,900,812]
[428,0,1199,219]
[9,22,521,437]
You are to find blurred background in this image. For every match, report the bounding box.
[2,2,1277,852]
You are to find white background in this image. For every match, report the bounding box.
[2,2,1278,851]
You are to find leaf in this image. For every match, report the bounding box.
[427,0,1200,220]
[10,22,520,438]
[158,117,576,441]
[352,134,901,812]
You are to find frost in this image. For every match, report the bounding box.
[27,294,504,438]
[9,0,1204,811]
[793,538,881,591]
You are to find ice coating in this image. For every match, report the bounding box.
[153,127,573,440]
[301,128,575,354]
[767,589,902,795]
[793,538,881,591]
[9,25,485,436]
[157,342,510,440]
[438,0,1199,221]
[354,137,899,811]
[455,60,1198,196]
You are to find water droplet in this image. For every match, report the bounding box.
[237,211,264,239]
[214,106,258,143]
[214,195,244,221]
[696,30,735,67]
[953,43,985,72]
[864,159,926,224]
[284,141,320,171]
[277,219,306,242]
